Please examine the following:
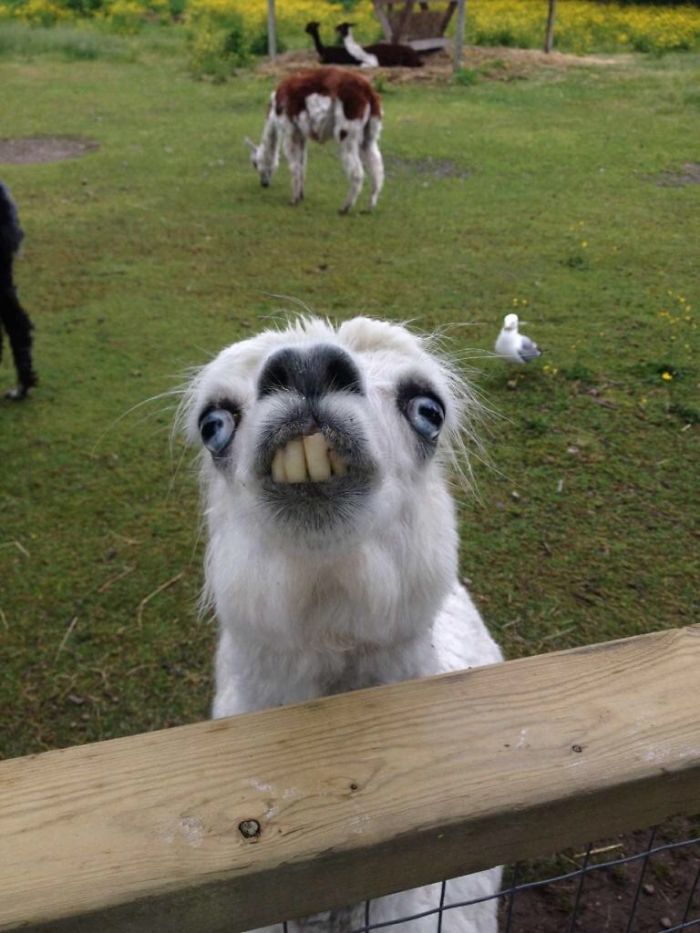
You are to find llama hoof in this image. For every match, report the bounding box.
[338,206,351,215]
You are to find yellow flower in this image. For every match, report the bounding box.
[661,372,673,382]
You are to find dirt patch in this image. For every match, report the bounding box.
[385,153,471,180]
[0,136,99,165]
[655,162,700,187]
[255,46,626,86]
[499,818,700,933]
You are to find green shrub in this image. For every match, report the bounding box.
[0,19,134,58]
[454,67,478,87]
[248,23,286,56]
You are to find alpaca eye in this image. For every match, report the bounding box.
[199,408,236,456]
[405,396,445,442]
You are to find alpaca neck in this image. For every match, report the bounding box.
[207,482,457,696]
[342,30,378,67]
[210,533,449,714]
[308,27,324,56]
[257,105,280,171]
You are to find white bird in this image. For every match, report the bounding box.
[494,313,542,364]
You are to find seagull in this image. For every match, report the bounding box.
[494,313,542,364]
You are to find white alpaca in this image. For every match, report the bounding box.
[182,317,503,933]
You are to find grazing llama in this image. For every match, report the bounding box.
[245,67,384,214]
[0,181,37,400]
[182,317,503,933]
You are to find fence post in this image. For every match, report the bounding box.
[452,0,467,73]
[267,0,277,58]
[544,0,557,53]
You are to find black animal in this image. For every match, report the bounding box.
[0,182,37,400]
[305,21,358,65]
[336,22,424,68]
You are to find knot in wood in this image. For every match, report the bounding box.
[238,819,262,839]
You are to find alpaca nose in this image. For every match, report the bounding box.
[257,344,363,399]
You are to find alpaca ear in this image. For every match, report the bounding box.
[244,137,257,152]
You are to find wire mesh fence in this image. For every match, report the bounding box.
[278,816,699,933]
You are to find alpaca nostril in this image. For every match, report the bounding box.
[257,348,304,397]
[257,345,363,399]
[312,345,363,395]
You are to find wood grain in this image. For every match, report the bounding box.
[1,625,699,932]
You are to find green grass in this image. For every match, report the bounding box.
[0,31,697,759]
[0,19,139,60]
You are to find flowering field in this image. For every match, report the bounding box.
[1,0,699,57]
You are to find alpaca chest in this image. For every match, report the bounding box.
[296,94,336,142]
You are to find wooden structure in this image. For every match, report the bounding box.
[1,624,699,933]
[544,0,557,53]
[372,0,458,52]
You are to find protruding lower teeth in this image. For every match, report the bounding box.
[303,433,331,482]
[328,449,347,477]
[271,433,346,484]
[284,438,306,484]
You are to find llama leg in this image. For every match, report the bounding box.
[339,132,365,215]
[284,129,306,205]
[361,141,384,211]
[299,138,308,202]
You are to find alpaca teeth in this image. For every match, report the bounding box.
[271,448,287,483]
[270,433,346,484]
[284,438,307,484]
[303,433,332,482]
[329,449,347,477]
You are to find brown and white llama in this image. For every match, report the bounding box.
[245,67,384,214]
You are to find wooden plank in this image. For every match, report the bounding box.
[409,37,450,51]
[394,0,416,44]
[372,0,394,42]
[544,0,557,52]
[266,0,276,58]
[452,0,466,72]
[1,625,699,933]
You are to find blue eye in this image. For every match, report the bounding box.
[405,396,445,442]
[199,408,236,457]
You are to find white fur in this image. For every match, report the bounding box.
[341,27,379,68]
[182,317,503,933]
[247,88,384,213]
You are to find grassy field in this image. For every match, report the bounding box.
[0,29,698,759]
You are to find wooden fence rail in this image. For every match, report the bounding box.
[1,625,699,932]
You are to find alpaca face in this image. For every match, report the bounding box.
[184,317,467,549]
[248,145,274,187]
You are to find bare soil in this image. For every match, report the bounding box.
[0,136,98,164]
[255,46,626,86]
[499,818,700,933]
[655,162,700,187]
